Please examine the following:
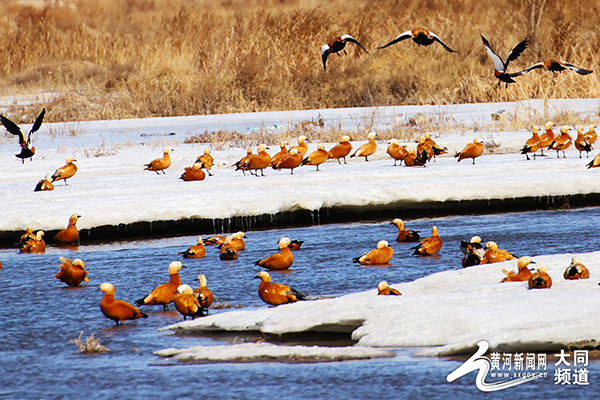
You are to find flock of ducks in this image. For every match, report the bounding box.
[15,212,590,325]
[320,28,594,88]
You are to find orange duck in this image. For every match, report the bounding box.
[538,121,555,156]
[19,226,36,245]
[564,256,590,280]
[219,232,246,251]
[521,59,593,76]
[377,281,401,296]
[99,283,148,326]
[528,265,552,289]
[183,236,206,258]
[547,126,572,158]
[194,148,214,176]
[219,245,238,260]
[179,163,206,181]
[0,108,45,163]
[391,219,420,242]
[387,139,408,166]
[244,144,271,176]
[422,133,447,161]
[270,141,289,167]
[291,136,309,157]
[234,148,253,175]
[521,126,541,160]
[350,132,377,161]
[455,138,484,164]
[273,148,303,174]
[144,146,172,174]
[20,230,45,253]
[321,35,368,71]
[51,157,78,185]
[586,153,600,169]
[193,274,214,310]
[34,173,54,191]
[411,226,442,256]
[55,257,90,286]
[256,271,306,306]
[254,237,294,271]
[481,241,518,264]
[204,235,227,246]
[353,240,394,265]
[135,261,183,310]
[328,135,353,164]
[53,214,80,245]
[301,144,328,171]
[404,148,428,166]
[174,284,207,321]
[501,256,534,282]
[378,28,457,53]
[584,125,596,148]
[574,127,592,158]
[481,35,529,88]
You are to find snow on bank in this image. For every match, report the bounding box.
[154,342,395,363]
[1,99,600,234]
[161,251,600,356]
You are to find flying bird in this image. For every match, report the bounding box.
[481,35,529,87]
[0,108,45,163]
[321,35,369,71]
[520,59,593,76]
[378,28,457,53]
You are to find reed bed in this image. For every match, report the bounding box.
[0,0,599,124]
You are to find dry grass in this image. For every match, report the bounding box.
[0,0,599,124]
[70,331,109,354]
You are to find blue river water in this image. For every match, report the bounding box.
[1,208,599,399]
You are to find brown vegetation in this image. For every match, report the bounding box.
[0,0,598,123]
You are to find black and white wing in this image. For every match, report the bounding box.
[429,31,458,53]
[377,30,413,49]
[481,35,506,72]
[561,61,593,75]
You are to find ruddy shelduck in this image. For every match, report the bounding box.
[244,144,271,176]
[51,157,77,185]
[135,261,184,310]
[548,126,572,158]
[528,265,552,289]
[183,236,206,258]
[0,108,45,163]
[350,132,377,161]
[254,237,294,270]
[377,281,401,296]
[99,283,148,326]
[481,241,518,264]
[390,218,420,242]
[353,240,394,265]
[564,256,590,280]
[327,135,353,164]
[411,226,442,256]
[273,148,303,174]
[422,132,447,161]
[53,214,80,245]
[219,231,246,251]
[174,284,206,320]
[255,271,306,306]
[378,28,457,53]
[270,141,289,167]
[291,136,308,157]
[455,138,484,164]
[584,125,596,148]
[301,144,328,171]
[520,59,593,76]
[287,239,304,250]
[204,235,227,245]
[586,153,600,169]
[144,146,172,174]
[538,121,555,155]
[193,274,214,309]
[55,257,90,286]
[194,148,214,176]
[501,256,534,282]
[179,163,206,181]
[460,236,485,267]
[481,35,529,87]
[321,35,368,71]
[20,230,45,253]
[574,127,592,158]
[34,173,54,191]
[387,139,408,166]
[521,126,541,160]
[19,227,36,245]
[404,148,428,166]
[234,148,253,175]
[219,245,238,260]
